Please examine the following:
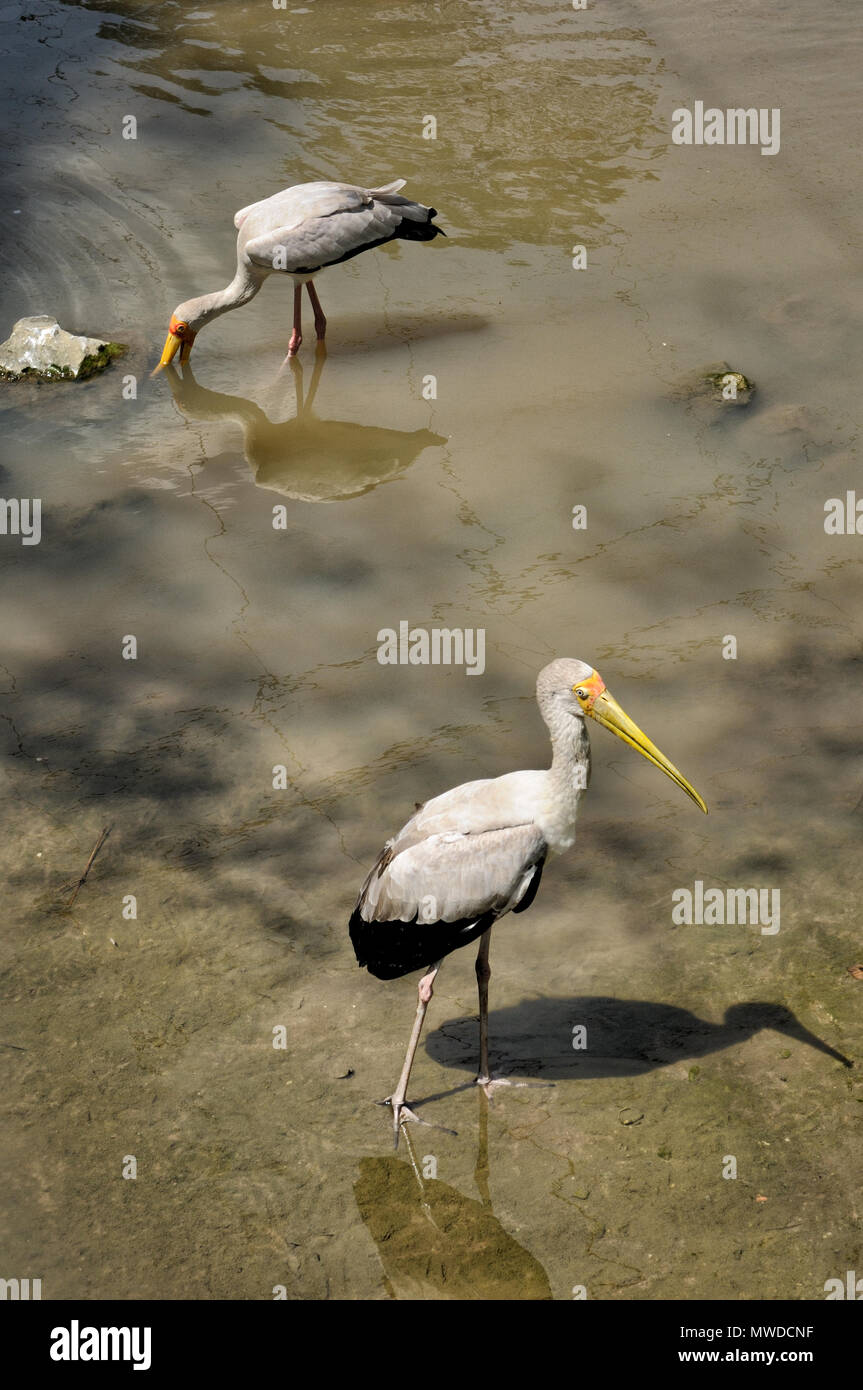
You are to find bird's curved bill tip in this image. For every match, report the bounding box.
[151,333,191,377]
[589,688,708,814]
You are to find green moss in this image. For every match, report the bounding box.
[0,341,126,383]
[704,368,754,399]
[76,340,127,380]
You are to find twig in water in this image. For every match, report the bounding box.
[60,826,111,908]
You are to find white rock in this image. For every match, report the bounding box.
[0,315,122,380]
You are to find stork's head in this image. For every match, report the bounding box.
[537,657,708,813]
[153,300,203,374]
[724,1003,852,1067]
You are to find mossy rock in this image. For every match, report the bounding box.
[0,316,126,382]
[669,360,756,408]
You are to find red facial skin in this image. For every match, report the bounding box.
[576,670,606,709]
[168,316,196,344]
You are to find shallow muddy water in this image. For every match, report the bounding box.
[1,0,860,1299]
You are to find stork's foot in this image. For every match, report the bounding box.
[286,331,302,358]
[377,1095,457,1150]
[475,1073,554,1100]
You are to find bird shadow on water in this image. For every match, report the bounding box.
[352,997,850,1299]
[162,349,446,501]
[334,308,488,353]
[424,997,853,1082]
[353,1095,553,1300]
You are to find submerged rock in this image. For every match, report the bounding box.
[702,364,754,404]
[0,315,125,381]
[669,360,756,410]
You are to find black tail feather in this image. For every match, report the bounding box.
[513,856,544,913]
[349,907,494,980]
[395,213,445,243]
[296,212,445,275]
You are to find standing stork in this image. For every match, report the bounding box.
[349,659,708,1146]
[154,179,444,369]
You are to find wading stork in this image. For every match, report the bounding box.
[349,659,708,1146]
[155,179,444,370]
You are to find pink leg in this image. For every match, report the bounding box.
[378,960,455,1149]
[306,281,327,341]
[474,929,552,1098]
[475,930,493,1084]
[288,284,302,356]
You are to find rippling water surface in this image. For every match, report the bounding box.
[1,0,860,1299]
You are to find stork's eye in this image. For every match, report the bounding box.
[576,688,587,699]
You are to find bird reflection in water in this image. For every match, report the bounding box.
[354,1091,553,1300]
[161,349,446,502]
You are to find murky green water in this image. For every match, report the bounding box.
[1,0,860,1299]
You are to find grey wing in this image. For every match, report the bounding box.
[357,823,547,926]
[243,197,405,275]
[235,183,367,231]
[234,181,405,231]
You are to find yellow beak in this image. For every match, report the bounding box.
[152,332,193,377]
[587,688,708,813]
[152,332,181,376]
